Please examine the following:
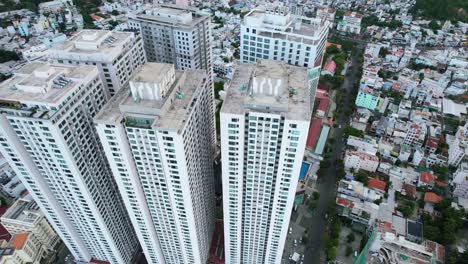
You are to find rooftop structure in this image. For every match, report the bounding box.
[367,232,444,264]
[221,60,313,119]
[1,198,41,227]
[0,62,94,108]
[0,196,60,256]
[48,30,146,97]
[240,5,329,67]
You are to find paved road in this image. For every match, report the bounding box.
[303,42,365,264]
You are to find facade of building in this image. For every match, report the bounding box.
[48,30,146,98]
[344,150,379,172]
[453,163,468,199]
[95,63,215,264]
[403,122,426,148]
[240,5,329,68]
[448,124,467,166]
[128,4,212,78]
[221,60,315,264]
[0,233,42,263]
[1,196,60,251]
[0,63,139,263]
[337,11,362,34]
[316,6,336,28]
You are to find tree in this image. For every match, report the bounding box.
[214,81,224,99]
[327,246,337,260]
[345,246,353,256]
[111,10,119,16]
[0,49,20,63]
[326,44,341,55]
[355,171,370,185]
[313,191,320,200]
[347,232,355,243]
[428,20,441,31]
[379,47,389,57]
[410,0,467,23]
[344,126,364,138]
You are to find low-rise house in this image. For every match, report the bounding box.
[366,232,445,264]
[368,177,387,194]
[344,150,380,172]
[418,171,436,187]
[321,60,336,76]
[337,11,362,34]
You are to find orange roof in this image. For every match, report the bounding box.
[435,180,447,187]
[11,233,28,250]
[368,177,386,191]
[420,171,436,184]
[424,192,442,203]
[90,14,105,21]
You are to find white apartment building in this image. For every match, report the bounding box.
[1,196,59,250]
[344,150,379,172]
[346,135,378,155]
[95,63,215,264]
[337,11,362,34]
[128,4,212,78]
[221,60,316,264]
[403,122,426,148]
[0,63,139,264]
[448,124,467,166]
[240,5,329,68]
[48,30,146,98]
[453,163,468,199]
[316,6,336,28]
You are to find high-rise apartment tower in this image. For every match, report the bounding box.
[95,63,215,264]
[128,4,212,78]
[221,60,317,264]
[0,63,139,263]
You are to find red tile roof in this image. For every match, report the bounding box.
[336,198,354,208]
[424,192,442,203]
[317,97,330,112]
[323,60,337,74]
[317,84,330,91]
[368,177,386,191]
[420,171,436,184]
[435,180,447,187]
[306,119,322,149]
[11,233,28,250]
[426,136,439,149]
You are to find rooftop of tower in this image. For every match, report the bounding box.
[243,5,329,42]
[131,4,209,27]
[221,60,312,121]
[48,30,136,58]
[95,63,208,132]
[0,62,97,107]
